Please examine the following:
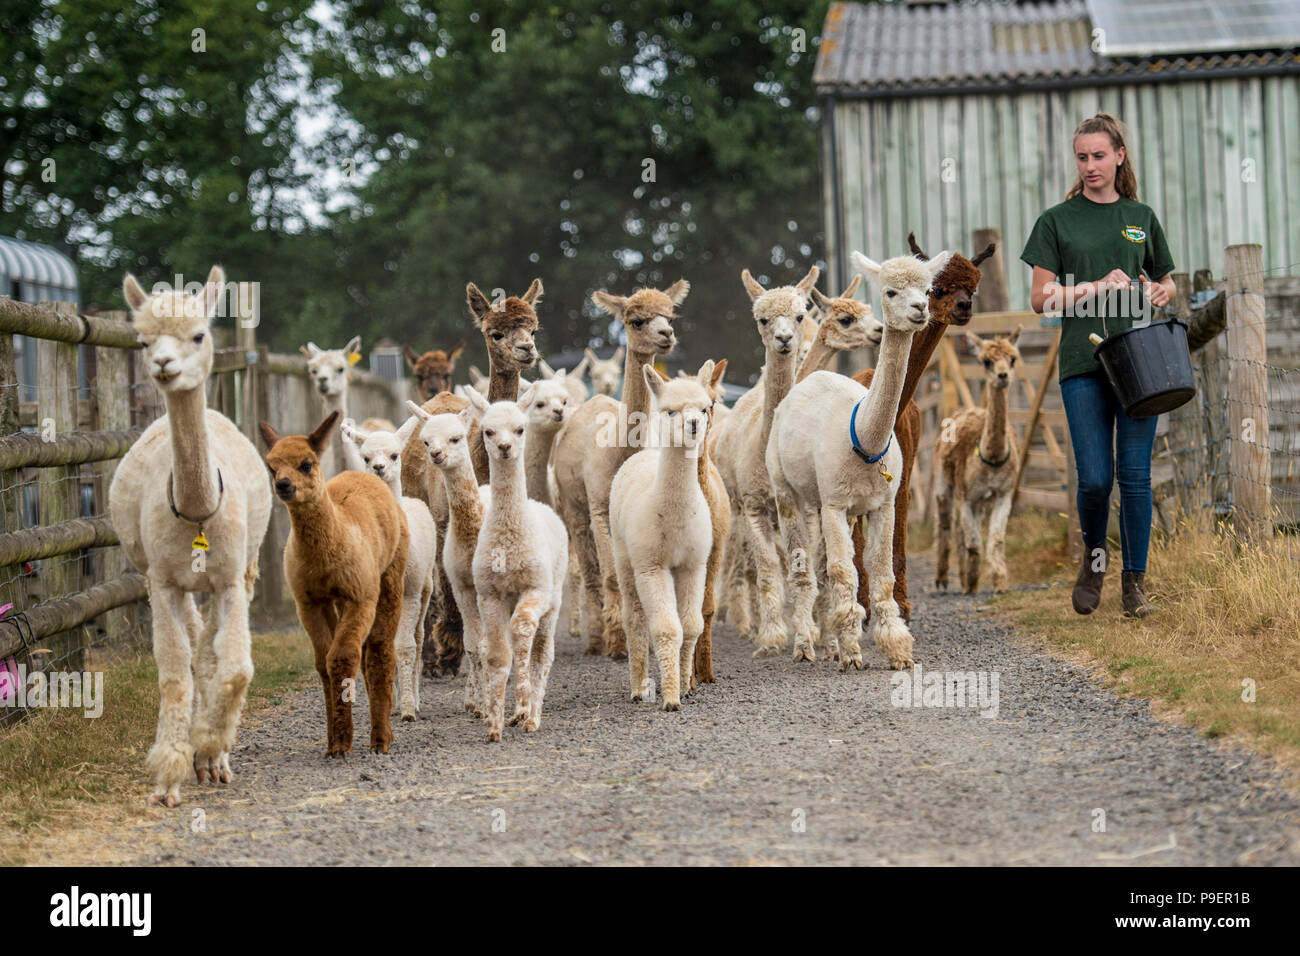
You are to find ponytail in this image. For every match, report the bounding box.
[1066,112,1139,201]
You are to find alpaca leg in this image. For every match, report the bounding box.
[782,496,819,663]
[892,465,913,622]
[325,600,377,756]
[455,581,487,719]
[526,599,558,731]
[745,499,788,657]
[565,532,583,638]
[196,584,254,784]
[507,590,547,727]
[299,601,337,752]
[414,579,432,712]
[636,569,683,710]
[714,522,735,625]
[960,498,983,594]
[812,526,836,661]
[185,596,216,782]
[864,505,914,670]
[694,530,726,686]
[146,585,195,808]
[675,564,706,696]
[934,468,953,589]
[820,506,865,670]
[724,506,752,636]
[619,556,651,702]
[590,504,626,658]
[478,597,513,742]
[394,594,420,722]
[573,508,605,654]
[852,515,870,628]
[985,494,1013,592]
[365,558,404,753]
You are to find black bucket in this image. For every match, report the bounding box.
[1093,319,1196,419]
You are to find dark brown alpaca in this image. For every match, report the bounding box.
[851,234,994,622]
[404,340,466,401]
[260,412,409,756]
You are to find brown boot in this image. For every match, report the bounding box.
[1122,570,1153,617]
[1071,551,1106,614]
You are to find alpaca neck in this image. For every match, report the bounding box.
[383,470,402,499]
[525,426,559,505]
[796,332,839,384]
[486,454,527,527]
[979,384,1011,463]
[655,443,697,501]
[894,318,947,424]
[441,459,483,540]
[163,384,219,519]
[284,488,345,559]
[321,390,348,474]
[852,324,911,456]
[620,347,657,421]
[759,348,796,447]
[487,356,519,403]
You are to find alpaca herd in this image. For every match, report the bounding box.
[113,234,1025,806]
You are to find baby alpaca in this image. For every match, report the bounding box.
[301,336,364,476]
[520,376,574,506]
[340,417,437,721]
[468,386,568,741]
[261,413,409,756]
[610,363,716,709]
[935,327,1023,594]
[585,346,623,397]
[538,357,590,407]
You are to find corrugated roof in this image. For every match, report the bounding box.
[1087,0,1300,57]
[815,0,1300,96]
[0,236,79,296]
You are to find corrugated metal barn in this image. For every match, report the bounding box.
[815,0,1300,305]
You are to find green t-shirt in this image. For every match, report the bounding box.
[1020,193,1175,382]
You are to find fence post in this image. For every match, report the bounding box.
[0,331,23,621]
[94,314,135,645]
[1166,273,1203,522]
[1223,243,1271,546]
[253,343,284,614]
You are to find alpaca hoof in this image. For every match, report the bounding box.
[662,701,680,712]
[840,652,863,672]
[606,646,627,660]
[326,745,349,758]
[147,791,180,809]
[631,694,642,703]
[751,645,781,660]
[793,645,815,663]
[370,735,392,754]
[523,718,540,732]
[934,579,947,591]
[485,730,502,743]
[508,709,528,726]
[584,644,604,656]
[890,656,915,670]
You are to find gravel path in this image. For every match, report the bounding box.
[54,556,1300,865]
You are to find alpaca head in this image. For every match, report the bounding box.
[403,340,466,400]
[258,412,339,504]
[643,360,715,453]
[405,401,474,472]
[518,375,571,431]
[464,383,534,463]
[300,336,361,398]
[122,265,224,393]
[341,417,419,485]
[850,250,952,333]
[966,325,1023,392]
[467,279,542,373]
[539,354,589,386]
[907,232,994,327]
[585,347,623,395]
[467,365,489,392]
[741,265,819,357]
[809,274,879,352]
[592,280,687,358]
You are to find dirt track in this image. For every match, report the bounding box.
[35,556,1300,865]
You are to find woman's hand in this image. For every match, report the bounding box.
[1094,268,1132,293]
[1140,274,1173,308]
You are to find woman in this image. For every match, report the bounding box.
[1021,113,1175,618]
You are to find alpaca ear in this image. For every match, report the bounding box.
[642,364,663,400]
[927,251,954,278]
[258,421,281,449]
[404,400,432,423]
[964,332,984,353]
[809,287,830,310]
[710,358,728,393]
[203,265,226,320]
[402,344,421,370]
[463,384,490,416]
[591,290,627,316]
[664,278,690,305]
[740,269,765,302]
[122,274,148,312]
[1009,324,1024,347]
[851,251,882,285]
[343,335,362,361]
[395,415,419,446]
[695,359,715,387]
[653,366,672,383]
[448,339,466,363]
[466,283,492,326]
[583,348,599,366]
[552,368,567,382]
[517,381,539,411]
[303,342,322,358]
[611,346,624,364]
[971,242,996,267]
[521,278,543,306]
[308,412,340,453]
[907,232,928,260]
[571,355,589,379]
[795,265,820,294]
[841,273,863,299]
[538,358,556,378]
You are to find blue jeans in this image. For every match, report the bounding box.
[1060,372,1159,573]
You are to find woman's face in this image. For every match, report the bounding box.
[1074,132,1124,193]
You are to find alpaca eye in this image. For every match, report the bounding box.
[632,319,645,328]
[885,290,897,298]
[759,318,768,326]
[515,427,524,435]
[484,430,494,438]
[536,402,544,408]
[451,436,461,443]
[492,333,504,341]
[192,332,205,344]
[363,457,370,464]
[983,359,992,369]
[839,317,852,327]
[1010,357,1016,366]
[299,462,312,474]
[390,453,398,460]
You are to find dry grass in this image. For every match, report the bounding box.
[917,507,1300,769]
[0,629,314,866]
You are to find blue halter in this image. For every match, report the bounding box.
[849,398,893,465]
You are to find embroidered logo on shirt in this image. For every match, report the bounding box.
[1122,226,1146,243]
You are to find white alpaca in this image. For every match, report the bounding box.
[537,357,590,407]
[610,362,715,710]
[301,336,364,476]
[465,385,568,741]
[767,249,951,669]
[339,417,437,721]
[109,266,273,807]
[584,346,623,397]
[519,376,573,506]
[404,400,492,717]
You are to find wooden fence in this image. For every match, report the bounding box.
[0,296,408,686]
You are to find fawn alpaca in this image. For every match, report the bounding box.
[261,413,409,755]
[467,386,568,741]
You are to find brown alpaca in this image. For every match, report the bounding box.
[260,412,409,756]
[404,339,466,401]
[851,235,994,623]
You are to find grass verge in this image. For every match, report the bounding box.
[0,629,313,866]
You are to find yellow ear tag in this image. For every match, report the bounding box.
[192,531,210,552]
[347,352,361,366]
[879,466,894,483]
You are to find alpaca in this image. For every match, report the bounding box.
[467,366,490,393]
[339,417,437,720]
[260,412,409,756]
[767,249,951,668]
[585,346,623,397]
[403,398,493,718]
[538,356,590,407]
[611,363,716,710]
[109,266,273,807]
[935,326,1023,594]
[404,339,466,401]
[519,376,573,505]
[710,265,818,656]
[467,386,568,741]
[301,336,364,477]
[851,235,995,622]
[552,281,689,656]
